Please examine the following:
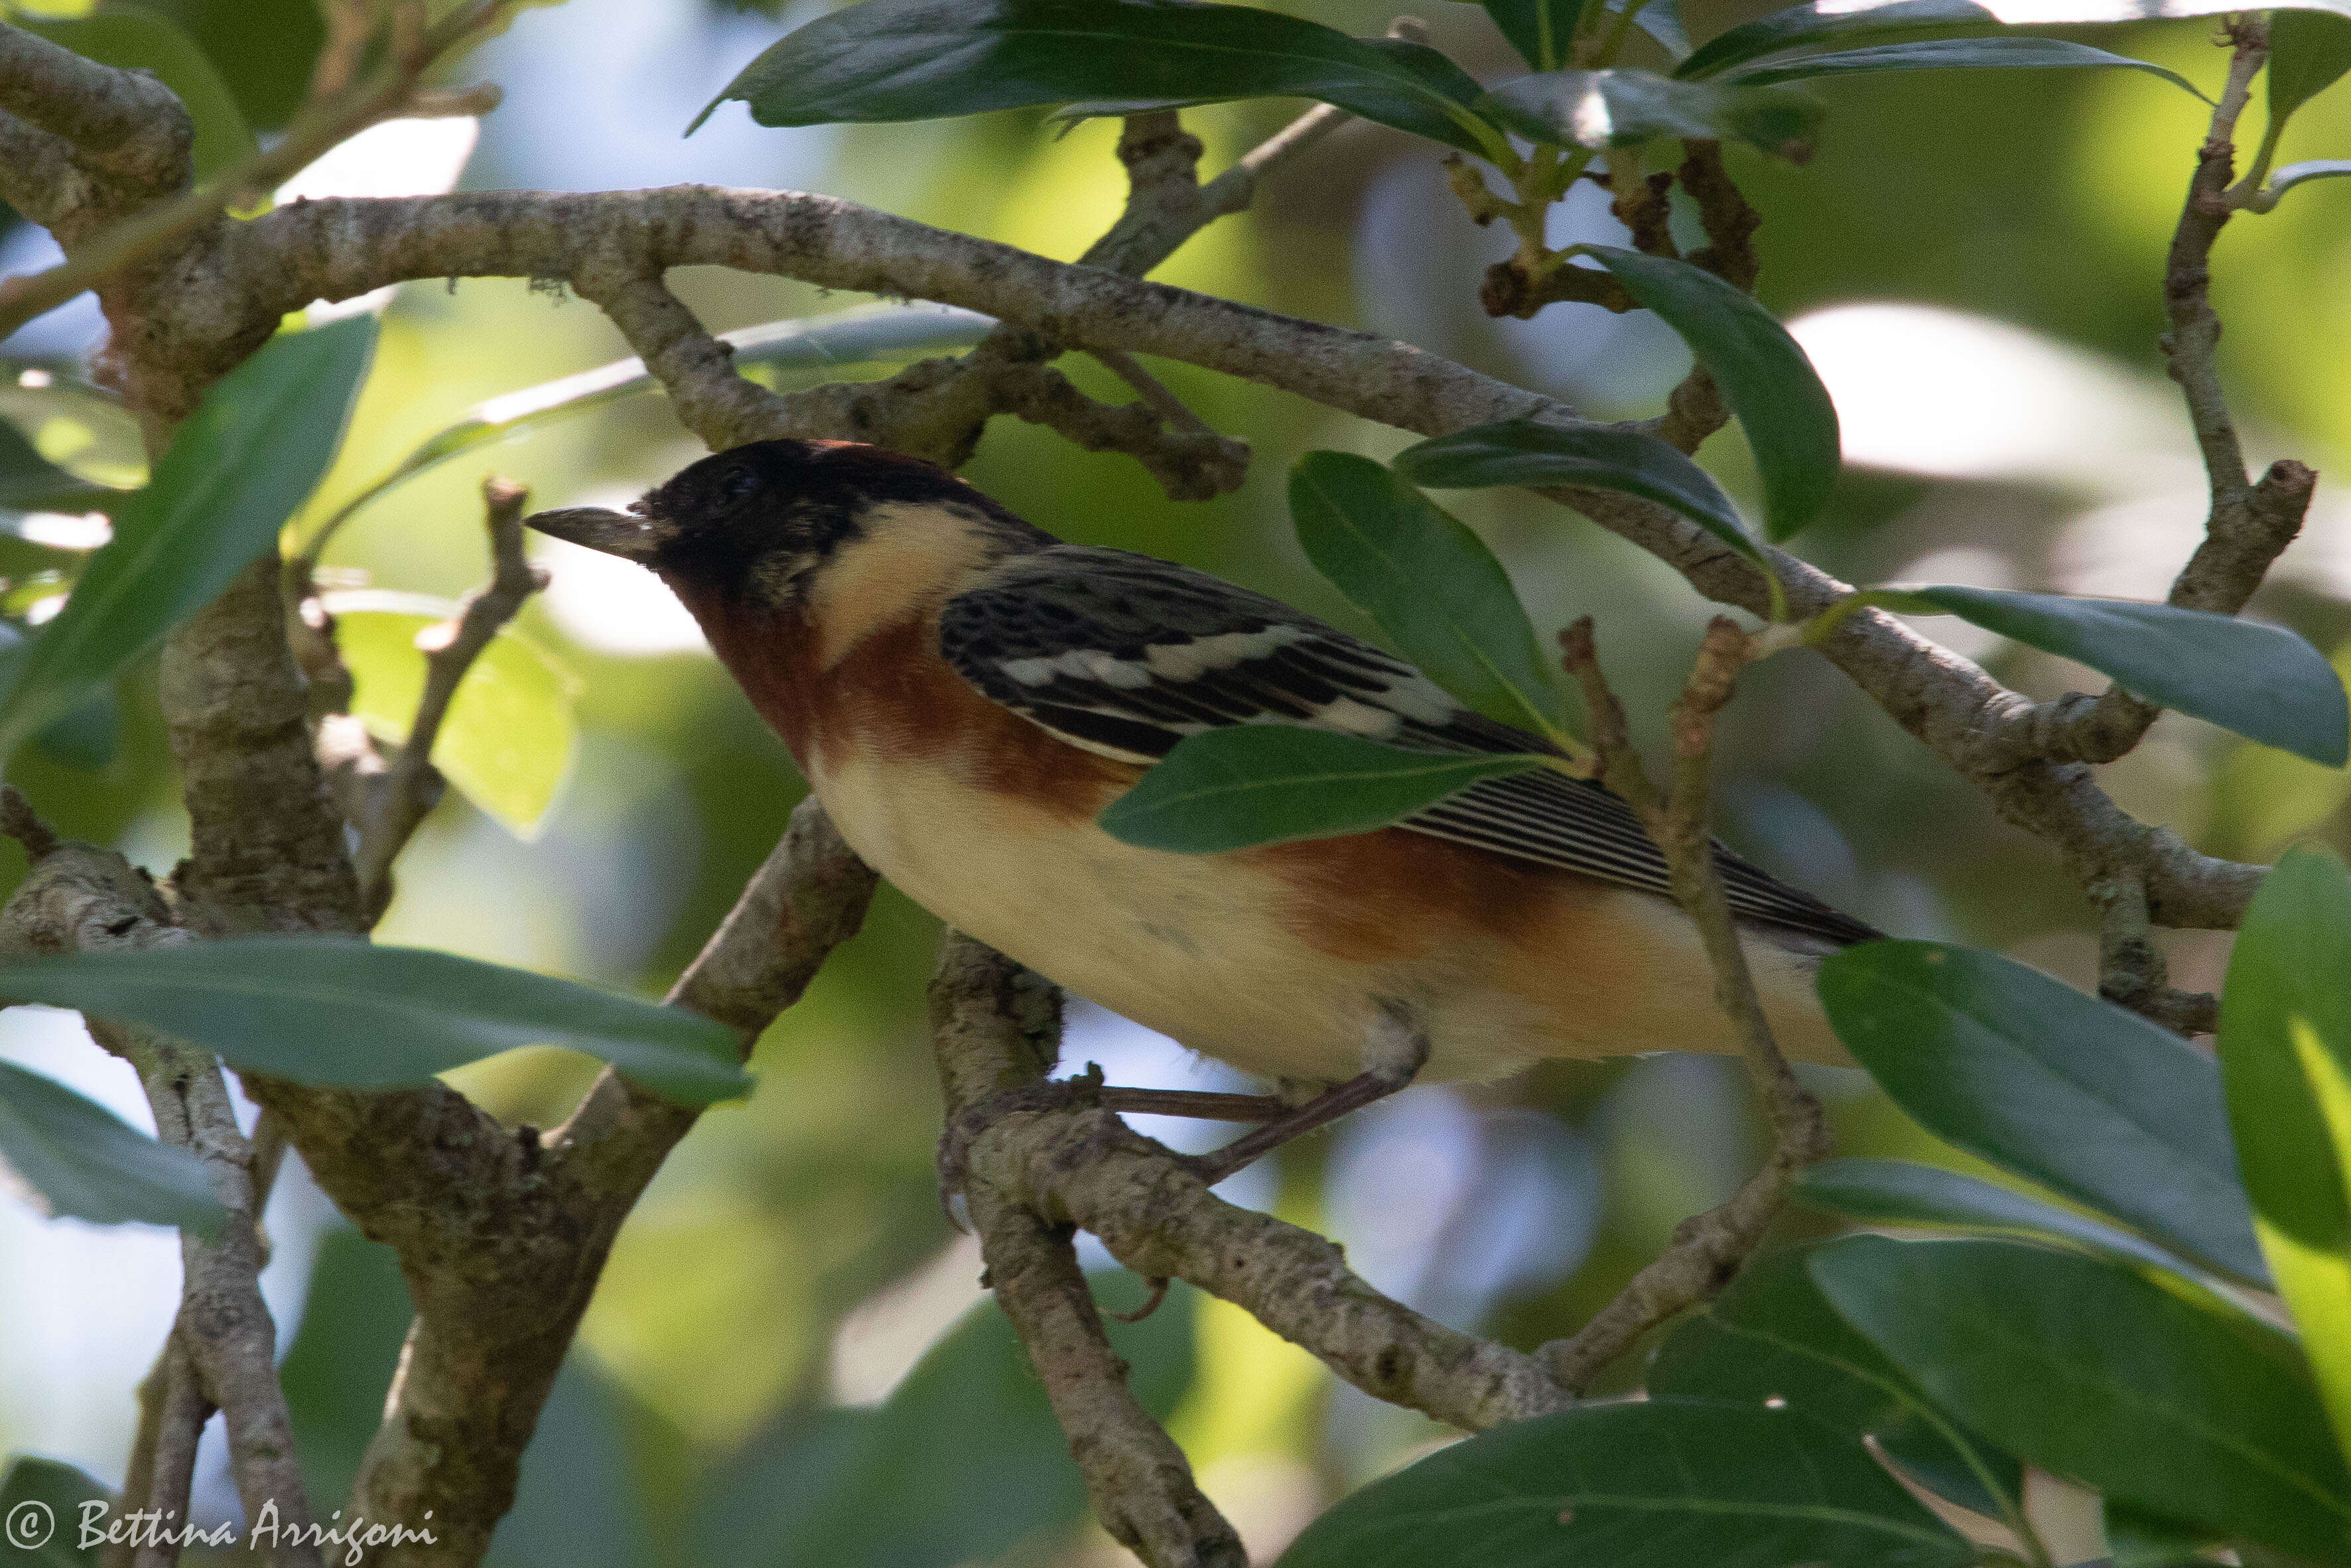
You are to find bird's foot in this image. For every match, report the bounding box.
[1177,1002,1431,1187]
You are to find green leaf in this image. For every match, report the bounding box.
[1580,245,1841,541]
[19,4,257,180]
[2265,9,2351,133]
[1816,940,2267,1285]
[0,1455,109,1567]
[1629,0,1694,60]
[1290,451,1558,736]
[1274,1396,1973,1568]
[693,0,1505,157]
[1479,68,1822,158]
[0,418,115,515]
[1647,1246,2023,1522]
[1721,38,2208,99]
[1797,1158,2229,1286]
[697,1275,1194,1568]
[2106,1502,2228,1568]
[1867,584,2350,766]
[1813,1235,2351,1564]
[0,1057,225,1236]
[1394,418,1769,574]
[1099,727,1546,854]
[280,1226,413,1516]
[0,936,749,1107]
[1990,0,2351,23]
[0,316,377,761]
[301,305,988,554]
[2220,846,2351,1467]
[327,591,579,837]
[0,367,145,493]
[1678,0,1997,81]
[1484,0,1589,69]
[2258,159,2351,210]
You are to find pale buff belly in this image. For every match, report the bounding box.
[806,753,1848,1082]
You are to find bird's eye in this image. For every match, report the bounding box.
[716,466,760,505]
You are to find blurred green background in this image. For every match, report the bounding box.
[3,0,2346,1561]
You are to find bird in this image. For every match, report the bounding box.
[526,438,1877,1167]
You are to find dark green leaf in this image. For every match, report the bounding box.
[2106,1502,2228,1568]
[1479,68,1822,157]
[1722,38,2206,98]
[30,690,117,773]
[2266,11,2351,130]
[20,5,257,180]
[1647,1246,2022,1522]
[1485,0,1589,68]
[1290,451,1559,735]
[488,1356,659,1568]
[281,1226,413,1514]
[0,317,377,760]
[0,1058,225,1236]
[1,1455,109,1567]
[1099,727,1547,854]
[1796,1158,2224,1283]
[1679,0,1996,81]
[1395,418,1767,572]
[697,1275,1194,1568]
[1872,584,2350,765]
[2220,845,2351,1463]
[1817,940,2266,1284]
[694,0,1503,157]
[1581,246,1841,540]
[0,419,113,515]
[1814,1236,2351,1564]
[0,935,749,1107]
[1274,1396,1973,1568]
[1630,0,1694,60]
[2261,159,2351,210]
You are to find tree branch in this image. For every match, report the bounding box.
[0,20,188,194]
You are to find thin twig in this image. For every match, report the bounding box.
[1089,347,1213,433]
[353,476,547,913]
[127,1339,208,1568]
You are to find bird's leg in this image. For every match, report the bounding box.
[1179,1002,1431,1187]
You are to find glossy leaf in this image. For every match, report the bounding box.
[1099,727,1546,854]
[1797,1158,2224,1285]
[0,1059,224,1236]
[1816,940,2267,1284]
[0,936,749,1106]
[302,305,989,553]
[1647,1246,2022,1521]
[1678,0,1997,80]
[1581,245,1841,540]
[1274,1396,1973,1568]
[1480,68,1822,157]
[2220,846,2351,1464]
[1722,38,2206,98]
[328,591,579,836]
[1814,1236,2351,1564]
[1395,418,1767,572]
[1629,0,1694,60]
[1290,451,1558,736]
[2258,159,2351,210]
[694,0,1503,157]
[1485,0,1588,68]
[0,1455,109,1567]
[1870,584,2350,765]
[21,4,257,180]
[0,316,377,761]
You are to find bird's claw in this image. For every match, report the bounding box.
[935,1063,1108,1227]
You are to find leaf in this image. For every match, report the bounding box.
[2265,10,2351,132]
[1484,0,1589,69]
[301,305,989,553]
[1721,38,2207,99]
[280,1226,414,1516]
[1580,246,1841,541]
[1647,1246,2023,1522]
[1813,1236,2351,1564]
[697,1275,1195,1568]
[1678,0,1998,81]
[0,418,114,515]
[1816,940,2267,1285]
[1990,0,2351,25]
[1274,1396,1974,1568]
[1098,727,1546,854]
[1479,68,1822,158]
[1867,584,2350,765]
[2258,159,2351,210]
[0,1455,109,1567]
[0,936,750,1107]
[488,1355,659,1568]
[1394,418,1768,574]
[2106,1502,2228,1568]
[1290,451,1558,736]
[0,1057,225,1236]
[327,591,579,837]
[1796,1158,2228,1286]
[693,0,1505,157]
[2220,846,2351,1467]
[19,4,257,180]
[0,316,377,761]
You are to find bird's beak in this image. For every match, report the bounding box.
[522,506,669,563]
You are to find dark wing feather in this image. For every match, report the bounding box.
[941,546,1877,948]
